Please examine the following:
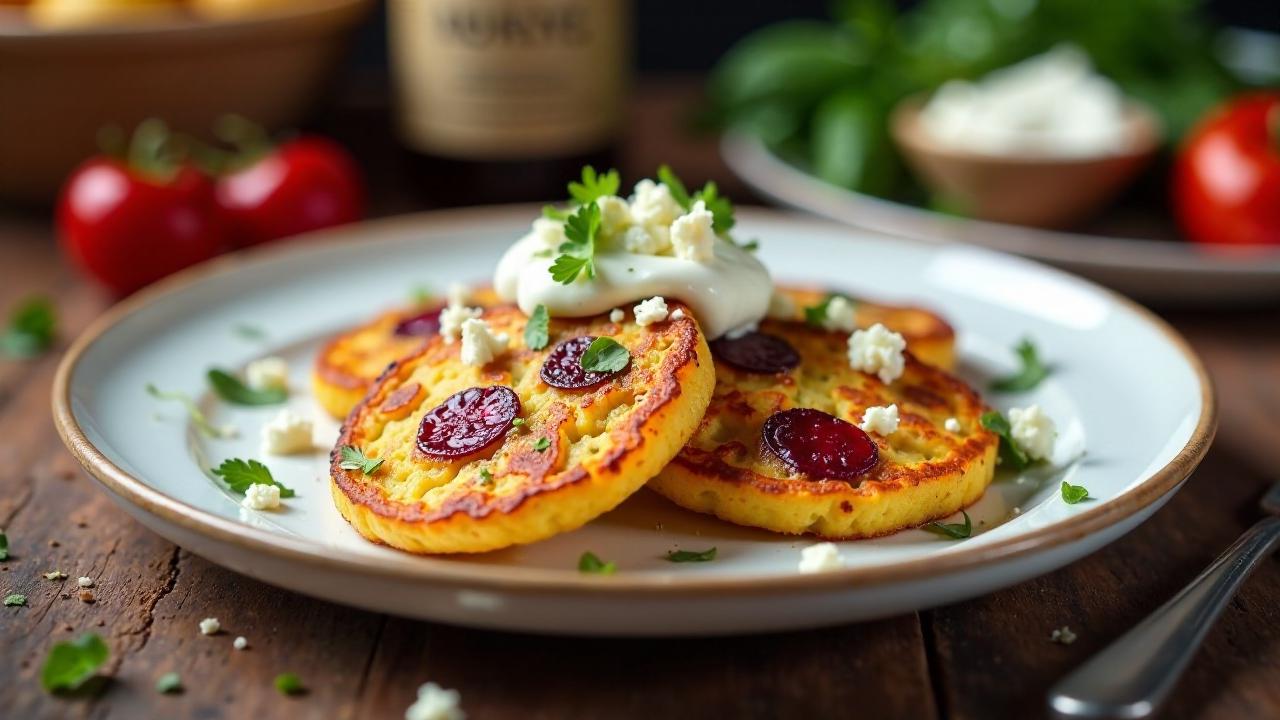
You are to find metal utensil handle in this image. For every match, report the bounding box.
[1049,515,1280,719]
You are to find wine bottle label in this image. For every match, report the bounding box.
[390,0,628,160]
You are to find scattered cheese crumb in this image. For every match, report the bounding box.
[670,308,686,320]
[1050,626,1078,645]
[1012,506,1023,516]
[621,224,671,255]
[245,356,289,392]
[261,409,314,455]
[847,323,907,384]
[798,542,845,573]
[629,179,682,228]
[199,617,221,636]
[233,636,248,650]
[633,296,670,326]
[1009,405,1057,461]
[944,417,962,433]
[405,682,465,720]
[821,296,857,333]
[77,576,94,588]
[529,217,567,250]
[670,200,717,262]
[596,195,631,239]
[767,292,796,320]
[241,483,281,511]
[459,318,510,367]
[860,404,900,435]
[609,308,625,323]
[439,303,482,343]
[43,571,67,581]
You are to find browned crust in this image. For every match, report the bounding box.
[777,284,955,343]
[313,309,414,391]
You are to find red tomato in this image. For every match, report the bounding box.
[215,136,364,247]
[1173,93,1280,246]
[58,160,227,296]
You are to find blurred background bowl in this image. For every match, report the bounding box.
[0,0,371,205]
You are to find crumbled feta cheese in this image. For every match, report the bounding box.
[821,296,857,333]
[529,217,567,250]
[233,636,248,650]
[621,224,671,255]
[944,417,962,433]
[596,195,631,239]
[1009,405,1057,461]
[405,682,465,720]
[629,179,682,228]
[847,323,907,384]
[1050,626,1078,645]
[241,483,281,511]
[199,617,221,636]
[439,303,482,343]
[633,296,669,326]
[609,308,625,323]
[859,404,900,435]
[459,318,510,367]
[670,308,686,320]
[261,409,314,455]
[798,542,845,573]
[245,356,288,392]
[670,200,717,263]
[77,576,94,588]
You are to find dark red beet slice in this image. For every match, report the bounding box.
[417,386,520,459]
[393,308,442,337]
[540,336,625,390]
[761,408,878,481]
[710,331,800,374]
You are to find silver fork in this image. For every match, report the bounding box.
[1048,480,1280,719]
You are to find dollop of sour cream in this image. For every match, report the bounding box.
[495,180,771,339]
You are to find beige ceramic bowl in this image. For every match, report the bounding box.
[890,95,1163,229]
[0,0,371,204]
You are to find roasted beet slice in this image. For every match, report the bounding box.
[540,336,625,390]
[710,331,800,374]
[417,386,520,459]
[393,308,442,337]
[761,408,878,481]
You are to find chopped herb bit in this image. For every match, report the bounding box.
[479,468,494,484]
[207,369,287,406]
[1061,481,1091,504]
[579,337,629,373]
[532,437,550,452]
[274,673,305,696]
[567,165,621,205]
[233,324,266,341]
[664,547,717,563]
[511,418,527,431]
[210,459,296,498]
[0,531,8,561]
[542,205,569,221]
[735,238,760,252]
[4,593,25,606]
[408,284,434,306]
[980,411,1031,470]
[1,296,56,358]
[693,180,736,234]
[657,165,692,208]
[803,293,852,328]
[155,672,182,694]
[991,339,1051,393]
[549,202,601,285]
[924,511,973,540]
[578,551,616,575]
[145,384,234,439]
[40,633,108,692]
[338,445,384,476]
[524,304,550,351]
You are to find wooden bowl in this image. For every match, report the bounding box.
[890,94,1163,229]
[0,0,371,205]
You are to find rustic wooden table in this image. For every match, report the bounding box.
[2,81,1278,720]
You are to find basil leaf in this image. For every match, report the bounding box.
[210,458,296,498]
[980,411,1030,470]
[207,369,287,406]
[524,305,550,351]
[991,339,1051,393]
[1061,481,1091,504]
[1,296,56,358]
[40,634,108,692]
[924,511,972,540]
[664,547,717,563]
[578,551,616,575]
[338,446,383,476]
[580,337,629,373]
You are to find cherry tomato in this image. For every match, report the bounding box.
[215,136,364,247]
[1173,93,1280,246]
[58,159,226,296]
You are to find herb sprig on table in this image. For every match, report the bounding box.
[1,296,56,358]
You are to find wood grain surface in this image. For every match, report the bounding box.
[1,80,1277,720]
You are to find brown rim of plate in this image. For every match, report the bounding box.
[50,205,1218,597]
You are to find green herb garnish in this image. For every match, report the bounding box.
[980,411,1030,470]
[511,418,527,431]
[549,202,601,284]
[924,511,972,540]
[524,304,550,350]
[532,437,550,452]
[233,324,266,341]
[210,459,296,498]
[408,284,434,306]
[1,296,56,358]
[657,165,736,234]
[4,593,25,606]
[0,531,8,561]
[734,238,760,252]
[146,384,235,439]
[41,634,108,693]
[579,337,629,373]
[664,547,717,563]
[207,368,287,406]
[568,165,620,205]
[991,339,1050,393]
[479,468,494,484]
[1061,481,1091,504]
[274,673,305,696]
[578,552,616,575]
[657,164,692,206]
[338,445,384,476]
[155,672,183,694]
[803,293,852,328]
[542,205,569,221]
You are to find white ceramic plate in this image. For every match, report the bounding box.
[53,206,1214,636]
[722,133,1280,305]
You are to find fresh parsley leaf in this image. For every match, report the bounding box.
[207,368,287,406]
[274,673,305,696]
[568,165,620,205]
[233,324,266,341]
[1061,481,1091,504]
[549,202,602,284]
[1,296,56,358]
[549,255,592,285]
[40,633,108,692]
[0,531,8,561]
[991,339,1051,393]
[146,384,235,439]
[578,551,616,575]
[803,294,851,328]
[542,205,569,221]
[524,304,550,350]
[734,238,760,252]
[338,445,384,476]
[532,437,550,452]
[980,411,1030,470]
[924,511,972,540]
[479,468,494,484]
[692,181,736,234]
[664,547,717,563]
[657,165,692,208]
[155,672,182,694]
[4,593,25,606]
[579,337,629,373]
[210,459,296,498]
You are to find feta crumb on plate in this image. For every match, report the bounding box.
[261,409,313,456]
[439,303,482,343]
[847,323,907,384]
[405,682,465,720]
[670,308,686,320]
[821,296,857,333]
[77,576,93,588]
[670,200,716,263]
[245,356,289,392]
[241,483,281,511]
[459,318,510,367]
[859,404,900,435]
[798,542,845,573]
[633,296,669,326]
[199,617,220,635]
[1050,626,1078,645]
[233,636,248,650]
[1009,405,1057,461]
[609,308,625,323]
